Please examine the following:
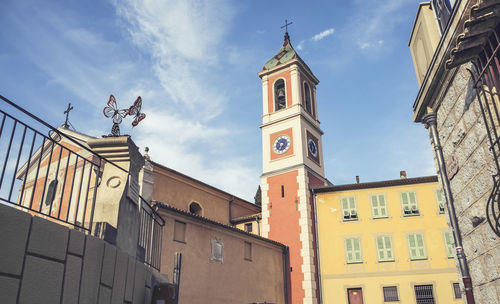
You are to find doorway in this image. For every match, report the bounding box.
[347,288,363,304]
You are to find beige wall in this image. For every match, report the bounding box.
[152,163,260,225]
[409,2,441,86]
[158,208,286,304]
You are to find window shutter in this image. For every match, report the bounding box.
[372,195,379,217]
[349,197,355,209]
[377,236,393,261]
[342,198,348,210]
[377,236,385,260]
[409,234,426,260]
[345,238,362,263]
[444,232,454,258]
[402,192,409,212]
[379,195,387,216]
[345,238,353,263]
[409,192,416,204]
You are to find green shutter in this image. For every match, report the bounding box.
[444,232,454,258]
[436,190,445,214]
[408,233,427,260]
[379,195,387,216]
[376,236,394,262]
[372,194,388,219]
[342,196,358,221]
[345,238,362,263]
[402,192,419,216]
[372,196,379,217]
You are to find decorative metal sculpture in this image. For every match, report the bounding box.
[103,94,146,136]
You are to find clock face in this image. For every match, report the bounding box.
[308,139,318,157]
[273,135,291,154]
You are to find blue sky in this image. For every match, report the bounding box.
[0,0,435,201]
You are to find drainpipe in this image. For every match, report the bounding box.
[228,196,234,223]
[422,110,475,303]
[311,188,323,304]
[256,215,261,236]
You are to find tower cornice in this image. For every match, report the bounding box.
[258,59,319,85]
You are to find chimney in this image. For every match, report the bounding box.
[400,171,407,179]
[356,176,360,184]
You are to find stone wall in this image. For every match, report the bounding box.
[435,63,500,303]
[0,203,156,304]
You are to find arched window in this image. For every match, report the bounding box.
[44,180,58,207]
[189,202,202,215]
[274,79,286,111]
[304,83,312,114]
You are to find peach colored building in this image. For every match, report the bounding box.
[150,161,289,304]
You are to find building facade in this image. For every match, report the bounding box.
[314,175,461,303]
[409,1,500,302]
[258,31,329,304]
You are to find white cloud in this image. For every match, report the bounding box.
[296,40,305,51]
[350,0,411,50]
[114,0,235,121]
[312,28,335,41]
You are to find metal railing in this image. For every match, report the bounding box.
[468,28,500,237]
[0,95,102,233]
[139,196,165,271]
[0,95,165,271]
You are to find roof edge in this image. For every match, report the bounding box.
[154,202,285,248]
[312,175,438,193]
[151,160,259,210]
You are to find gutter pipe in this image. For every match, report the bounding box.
[423,110,475,303]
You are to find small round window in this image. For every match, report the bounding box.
[189,202,202,215]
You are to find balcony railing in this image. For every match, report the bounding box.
[0,95,102,233]
[139,196,165,271]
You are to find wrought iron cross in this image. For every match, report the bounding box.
[281,19,293,32]
[63,103,73,128]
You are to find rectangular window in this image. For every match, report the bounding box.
[401,191,419,216]
[376,236,394,262]
[345,238,362,263]
[383,286,399,302]
[341,196,358,221]
[408,233,427,260]
[453,283,461,299]
[414,284,434,303]
[173,221,186,243]
[244,241,252,261]
[436,189,445,214]
[371,194,388,218]
[245,223,253,233]
[444,231,454,258]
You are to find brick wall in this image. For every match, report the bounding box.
[435,63,500,303]
[0,203,155,304]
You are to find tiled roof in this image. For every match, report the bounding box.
[262,33,316,80]
[312,176,438,193]
[231,212,262,223]
[151,160,260,211]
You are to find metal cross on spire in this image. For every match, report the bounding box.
[281,19,293,42]
[63,103,73,128]
[281,19,293,33]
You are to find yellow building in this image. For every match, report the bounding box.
[313,174,462,303]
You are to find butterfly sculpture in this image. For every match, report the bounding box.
[103,94,146,136]
[127,96,146,127]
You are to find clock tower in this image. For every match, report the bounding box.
[258,31,327,304]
